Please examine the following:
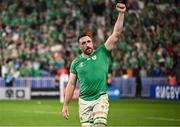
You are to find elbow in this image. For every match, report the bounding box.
[113,29,122,38]
[112,32,121,41]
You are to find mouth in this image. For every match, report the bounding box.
[85,48,93,55]
[86,48,92,52]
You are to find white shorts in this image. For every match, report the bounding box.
[79,94,109,126]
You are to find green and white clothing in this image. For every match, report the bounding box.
[79,94,109,126]
[70,45,111,101]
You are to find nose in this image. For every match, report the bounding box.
[86,42,91,46]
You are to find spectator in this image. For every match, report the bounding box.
[0,0,178,78]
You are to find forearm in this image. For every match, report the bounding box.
[64,83,75,106]
[112,12,125,37]
[105,3,126,51]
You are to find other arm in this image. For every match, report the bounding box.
[62,73,77,119]
[105,3,126,51]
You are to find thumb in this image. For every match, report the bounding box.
[62,107,69,120]
[66,108,69,119]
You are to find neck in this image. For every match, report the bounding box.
[82,50,94,58]
[82,53,90,58]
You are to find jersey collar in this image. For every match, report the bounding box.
[81,50,95,58]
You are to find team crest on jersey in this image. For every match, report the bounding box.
[92,55,97,60]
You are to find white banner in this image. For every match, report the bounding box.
[0,87,31,100]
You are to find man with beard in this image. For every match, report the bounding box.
[62,3,126,127]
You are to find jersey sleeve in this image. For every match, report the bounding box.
[101,44,111,57]
[94,44,112,65]
[100,44,112,63]
[70,60,77,75]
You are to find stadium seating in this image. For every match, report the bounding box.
[0,0,178,78]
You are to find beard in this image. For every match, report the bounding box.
[84,47,93,55]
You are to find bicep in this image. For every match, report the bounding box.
[105,34,119,51]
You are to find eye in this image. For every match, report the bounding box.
[82,41,86,45]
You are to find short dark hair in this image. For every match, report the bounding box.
[77,33,91,43]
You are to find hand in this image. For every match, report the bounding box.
[116,3,126,13]
[61,104,69,120]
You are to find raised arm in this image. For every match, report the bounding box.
[62,73,77,120]
[105,3,126,51]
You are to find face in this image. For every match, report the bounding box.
[79,36,94,55]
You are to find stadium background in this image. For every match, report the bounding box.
[0,0,180,126]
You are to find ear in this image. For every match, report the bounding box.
[78,43,82,50]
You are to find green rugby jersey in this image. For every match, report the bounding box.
[70,45,111,101]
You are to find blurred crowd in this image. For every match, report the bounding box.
[0,0,179,80]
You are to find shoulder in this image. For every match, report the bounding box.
[96,44,111,55]
[71,55,83,65]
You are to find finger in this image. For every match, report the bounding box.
[64,114,69,120]
[116,4,126,13]
[117,3,126,8]
[116,8,126,13]
[116,6,126,9]
[66,109,69,118]
[64,113,69,120]
[62,112,68,119]
[62,110,69,120]
[116,3,126,9]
